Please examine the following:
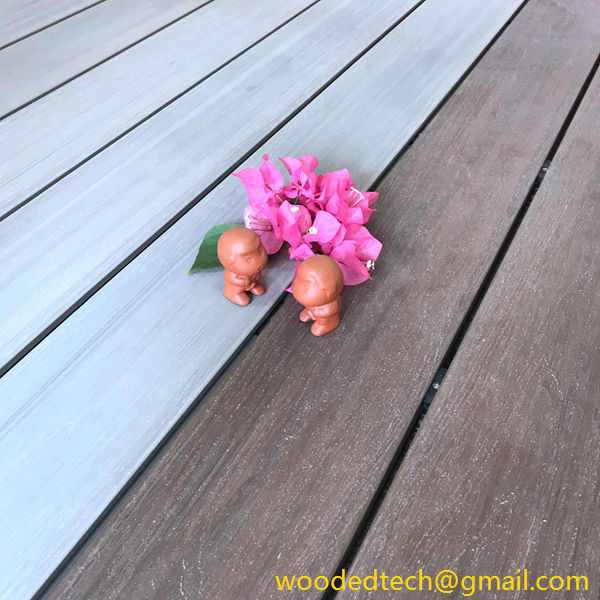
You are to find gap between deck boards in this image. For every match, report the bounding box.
[0,0,216,121]
[0,0,324,223]
[0,0,426,377]
[0,0,107,52]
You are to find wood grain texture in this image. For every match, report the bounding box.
[0,1,525,597]
[343,57,600,600]
[0,0,100,48]
[0,0,205,117]
[0,0,510,378]
[0,0,314,215]
[43,1,600,599]
[0,0,422,376]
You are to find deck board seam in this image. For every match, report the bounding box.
[0,0,107,52]
[0,0,216,121]
[0,0,426,380]
[0,0,321,223]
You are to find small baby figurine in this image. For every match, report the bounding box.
[217,227,268,306]
[292,255,344,336]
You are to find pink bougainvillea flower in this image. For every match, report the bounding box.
[259,154,284,193]
[345,223,383,265]
[233,154,286,206]
[235,154,290,253]
[324,193,361,226]
[280,155,319,204]
[317,168,354,198]
[243,204,283,254]
[232,153,383,287]
[303,210,341,245]
[289,242,315,261]
[288,210,342,262]
[234,167,269,206]
[278,201,312,249]
[322,224,382,285]
[328,241,370,285]
[244,198,315,256]
[344,187,377,224]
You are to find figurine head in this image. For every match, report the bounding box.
[217,227,268,276]
[292,255,343,307]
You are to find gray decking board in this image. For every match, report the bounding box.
[0,0,505,377]
[0,0,422,375]
[0,0,101,48]
[0,0,208,117]
[0,1,525,597]
[39,1,600,598]
[0,0,315,217]
[342,59,600,600]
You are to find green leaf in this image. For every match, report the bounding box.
[189,223,241,274]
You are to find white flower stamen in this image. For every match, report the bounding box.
[348,186,366,207]
[308,226,317,235]
[290,206,300,212]
[366,259,375,270]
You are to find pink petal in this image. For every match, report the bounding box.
[329,243,370,285]
[261,232,283,254]
[279,157,303,180]
[303,210,341,244]
[259,154,284,191]
[344,224,383,261]
[282,184,298,199]
[347,206,367,224]
[321,223,347,255]
[298,155,319,173]
[289,242,314,260]
[318,169,354,198]
[243,206,283,254]
[337,261,371,285]
[357,235,383,262]
[345,188,375,224]
[304,197,324,216]
[233,167,268,206]
[364,191,379,206]
[278,201,311,247]
[325,193,349,222]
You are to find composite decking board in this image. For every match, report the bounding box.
[0,0,508,376]
[0,0,101,48]
[41,1,600,599]
[0,0,316,217]
[0,0,423,375]
[0,1,525,597]
[0,0,209,118]
[341,62,600,600]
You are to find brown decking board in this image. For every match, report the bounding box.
[342,60,600,600]
[45,0,600,598]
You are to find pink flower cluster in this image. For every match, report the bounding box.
[233,154,382,285]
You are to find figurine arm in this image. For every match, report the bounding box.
[311,299,340,318]
[225,270,251,286]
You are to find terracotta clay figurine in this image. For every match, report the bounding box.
[217,226,268,306]
[292,255,344,336]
